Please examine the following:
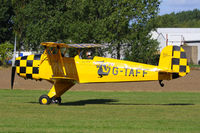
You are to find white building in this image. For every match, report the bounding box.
[152,28,200,63]
[15,51,35,58]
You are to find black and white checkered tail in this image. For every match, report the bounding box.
[159,45,190,79]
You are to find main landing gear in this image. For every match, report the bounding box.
[38,80,75,105]
[39,95,62,105]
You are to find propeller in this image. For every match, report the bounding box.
[11,36,17,89]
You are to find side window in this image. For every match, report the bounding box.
[60,47,69,57]
[79,49,94,59]
[52,47,58,54]
[47,48,52,55]
[68,48,78,57]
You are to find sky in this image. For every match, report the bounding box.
[159,0,200,15]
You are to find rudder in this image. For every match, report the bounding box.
[159,45,190,79]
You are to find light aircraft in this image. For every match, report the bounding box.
[11,42,190,105]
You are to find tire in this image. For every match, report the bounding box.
[39,95,51,105]
[57,97,62,105]
[52,97,62,105]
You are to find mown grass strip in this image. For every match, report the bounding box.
[0,89,200,133]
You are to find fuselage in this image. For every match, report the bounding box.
[15,52,171,83]
[75,56,170,83]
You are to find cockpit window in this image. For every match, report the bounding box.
[68,48,78,57]
[60,47,69,57]
[79,49,96,59]
[47,47,58,55]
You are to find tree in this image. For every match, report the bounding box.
[16,0,70,51]
[12,0,32,50]
[65,0,134,58]
[65,0,160,61]
[12,0,160,64]
[0,0,14,43]
[156,9,200,28]
[124,36,159,64]
[123,0,160,64]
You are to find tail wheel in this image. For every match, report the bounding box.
[39,95,51,105]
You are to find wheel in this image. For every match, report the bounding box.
[52,97,62,104]
[39,95,51,105]
[57,97,61,104]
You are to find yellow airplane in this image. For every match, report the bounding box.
[11,42,190,105]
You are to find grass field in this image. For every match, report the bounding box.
[0,89,200,133]
[189,64,200,69]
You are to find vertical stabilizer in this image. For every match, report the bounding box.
[159,45,190,79]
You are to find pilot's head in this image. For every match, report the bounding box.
[86,51,92,58]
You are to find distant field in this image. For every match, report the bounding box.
[190,64,200,69]
[0,89,200,133]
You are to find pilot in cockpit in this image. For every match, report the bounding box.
[86,51,93,59]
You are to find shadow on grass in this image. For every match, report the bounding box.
[107,103,194,106]
[60,99,118,106]
[59,99,195,106]
[28,99,194,106]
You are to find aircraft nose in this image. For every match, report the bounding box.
[15,57,20,66]
[15,54,41,79]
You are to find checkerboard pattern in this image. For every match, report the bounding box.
[15,54,41,79]
[171,46,190,75]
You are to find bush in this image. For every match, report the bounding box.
[0,41,14,66]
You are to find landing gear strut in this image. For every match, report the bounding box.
[39,80,75,105]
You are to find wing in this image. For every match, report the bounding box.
[41,42,103,48]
